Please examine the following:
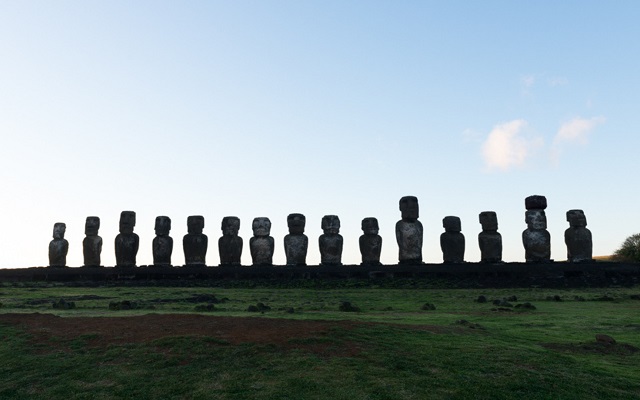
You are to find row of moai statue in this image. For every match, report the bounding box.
[48,195,593,267]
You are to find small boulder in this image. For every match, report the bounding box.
[421,303,436,311]
[596,334,616,345]
[515,302,536,310]
[476,295,487,303]
[339,301,360,312]
[52,298,76,310]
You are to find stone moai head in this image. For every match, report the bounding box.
[287,213,306,234]
[85,216,100,236]
[361,217,379,235]
[252,217,271,236]
[222,216,240,236]
[322,215,340,234]
[479,211,498,231]
[187,215,204,234]
[525,210,547,230]
[119,211,136,234]
[443,216,461,232]
[53,223,66,239]
[399,196,419,220]
[155,216,171,236]
[567,209,587,228]
[525,195,547,210]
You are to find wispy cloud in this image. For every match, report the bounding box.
[481,120,543,171]
[551,116,605,162]
[521,74,535,95]
[548,76,569,87]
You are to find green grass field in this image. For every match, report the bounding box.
[0,282,639,399]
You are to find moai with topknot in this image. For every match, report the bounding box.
[319,215,343,266]
[522,195,551,263]
[478,211,502,263]
[250,217,274,266]
[83,216,102,267]
[440,216,465,263]
[396,196,423,264]
[565,209,593,263]
[115,211,139,267]
[219,216,242,266]
[284,213,308,266]
[183,215,208,266]
[359,217,382,266]
[153,216,173,267]
[49,222,69,267]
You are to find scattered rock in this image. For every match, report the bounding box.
[455,319,485,330]
[491,307,513,312]
[421,303,436,311]
[476,295,487,303]
[108,300,137,311]
[492,299,513,307]
[515,302,536,310]
[506,295,518,302]
[596,334,616,345]
[546,295,562,302]
[338,301,360,312]
[52,298,76,310]
[247,302,271,312]
[286,308,295,314]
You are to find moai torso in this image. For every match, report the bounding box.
[284,213,308,266]
[49,222,69,267]
[219,216,242,266]
[359,217,382,266]
[152,216,173,266]
[83,216,102,267]
[478,211,502,263]
[396,196,423,264]
[440,216,465,263]
[183,216,208,266]
[522,196,551,263]
[565,209,593,263]
[115,211,139,267]
[250,217,274,266]
[319,215,343,265]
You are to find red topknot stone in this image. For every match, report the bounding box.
[525,195,547,210]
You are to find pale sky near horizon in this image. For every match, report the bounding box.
[1,1,639,268]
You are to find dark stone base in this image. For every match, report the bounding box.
[4,262,640,288]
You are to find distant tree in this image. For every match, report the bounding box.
[613,233,640,262]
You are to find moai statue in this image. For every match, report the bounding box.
[319,215,343,265]
[219,216,242,266]
[152,216,173,267]
[115,211,139,267]
[440,216,465,263]
[250,217,274,266]
[522,195,551,263]
[48,222,69,267]
[183,215,207,266]
[396,196,423,264]
[284,213,308,266]
[359,217,382,266]
[478,211,502,263]
[565,209,593,263]
[82,216,102,267]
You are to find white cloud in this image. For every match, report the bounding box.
[548,77,569,87]
[481,120,543,171]
[521,75,535,88]
[551,116,605,162]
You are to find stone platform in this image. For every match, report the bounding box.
[1,262,639,288]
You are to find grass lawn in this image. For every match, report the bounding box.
[0,282,639,399]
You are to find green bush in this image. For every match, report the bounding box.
[613,233,640,262]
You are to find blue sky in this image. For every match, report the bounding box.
[1,1,638,267]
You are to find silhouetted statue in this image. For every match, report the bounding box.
[153,216,173,267]
[319,215,343,265]
[183,215,208,266]
[396,196,423,264]
[478,211,502,263]
[522,195,551,263]
[82,216,102,267]
[441,216,465,263]
[115,211,139,267]
[284,213,308,266]
[565,209,593,263]
[219,216,242,266]
[250,217,274,266]
[49,222,68,267]
[359,217,382,265]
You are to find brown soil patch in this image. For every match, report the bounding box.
[540,341,639,356]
